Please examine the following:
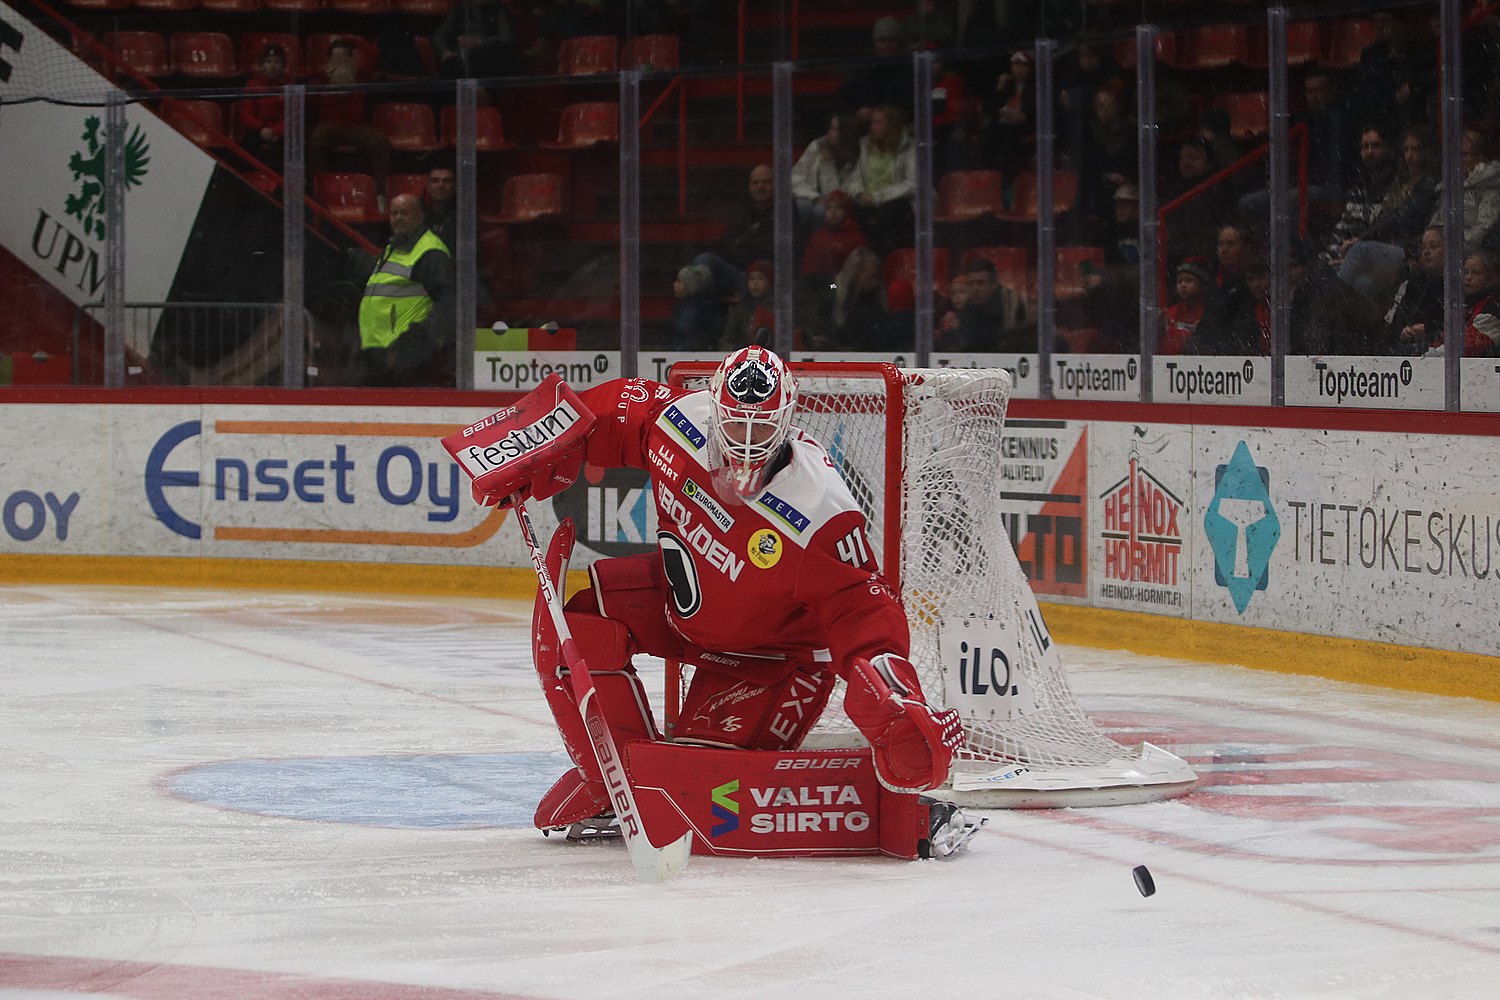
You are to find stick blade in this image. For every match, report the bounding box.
[631,830,694,885]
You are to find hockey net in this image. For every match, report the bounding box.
[670,362,1195,808]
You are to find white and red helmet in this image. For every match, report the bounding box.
[706,346,797,498]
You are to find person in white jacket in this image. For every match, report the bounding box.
[791,112,860,229]
[846,105,918,254]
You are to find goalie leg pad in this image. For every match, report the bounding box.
[676,661,835,751]
[625,741,949,859]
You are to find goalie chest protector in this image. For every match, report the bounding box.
[632,391,892,658]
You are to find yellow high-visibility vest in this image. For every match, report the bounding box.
[358,230,450,349]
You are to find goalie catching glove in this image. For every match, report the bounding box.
[843,653,965,794]
[441,373,595,509]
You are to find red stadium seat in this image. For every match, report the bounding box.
[372,102,444,151]
[1182,25,1247,69]
[934,170,1005,222]
[882,247,950,292]
[441,105,515,151]
[171,33,238,80]
[998,169,1076,220]
[104,32,172,79]
[396,0,452,12]
[1053,246,1106,299]
[386,173,428,201]
[314,172,384,223]
[240,33,302,77]
[623,34,680,72]
[558,35,618,75]
[1218,92,1270,139]
[540,102,620,149]
[1112,31,1180,70]
[331,0,392,12]
[134,0,197,10]
[161,98,229,147]
[199,0,261,10]
[66,0,131,10]
[961,246,1030,294]
[1242,21,1322,68]
[262,0,322,10]
[487,173,565,223]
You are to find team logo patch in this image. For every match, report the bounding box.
[748,528,782,569]
[683,478,734,531]
[662,405,707,451]
[755,490,811,534]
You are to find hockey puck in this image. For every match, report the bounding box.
[1132,865,1156,897]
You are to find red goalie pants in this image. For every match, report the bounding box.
[533,544,836,828]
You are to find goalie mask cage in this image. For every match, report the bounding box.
[667,362,1195,808]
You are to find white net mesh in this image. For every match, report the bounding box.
[784,366,1130,770]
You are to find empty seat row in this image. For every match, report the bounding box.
[934,169,1078,223]
[312,171,566,224]
[71,0,453,14]
[98,30,677,81]
[1113,18,1378,72]
[885,245,1107,299]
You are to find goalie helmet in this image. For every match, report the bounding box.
[706,346,797,499]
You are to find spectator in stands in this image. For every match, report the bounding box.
[433,0,521,79]
[987,50,1036,174]
[694,163,776,297]
[1184,259,1268,356]
[938,273,969,345]
[826,246,886,349]
[1056,43,1122,142]
[308,40,391,207]
[526,0,620,72]
[1215,221,1252,289]
[838,17,913,123]
[1289,240,1382,355]
[949,256,1034,353]
[1323,126,1398,264]
[1076,86,1137,226]
[423,165,458,250]
[1385,226,1446,356]
[1198,107,1241,175]
[239,44,289,166]
[1441,129,1500,254]
[1103,182,1140,265]
[1335,125,1439,304]
[1160,136,1233,262]
[1160,256,1212,355]
[669,263,726,351]
[720,260,773,350]
[902,0,957,51]
[1422,250,1500,357]
[847,106,917,256]
[350,194,456,387]
[791,114,860,230]
[1351,12,1435,133]
[1239,66,1351,222]
[801,190,868,285]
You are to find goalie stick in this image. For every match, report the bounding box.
[511,496,693,885]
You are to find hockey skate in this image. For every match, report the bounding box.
[542,811,622,844]
[920,797,985,859]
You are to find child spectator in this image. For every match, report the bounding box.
[239,44,289,166]
[1424,250,1500,357]
[938,273,969,345]
[669,264,725,351]
[720,261,774,349]
[308,40,391,206]
[1161,256,1212,355]
[826,247,885,350]
[801,191,867,284]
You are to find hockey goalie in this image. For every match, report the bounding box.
[445,347,982,861]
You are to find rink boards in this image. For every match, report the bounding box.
[0,389,1496,698]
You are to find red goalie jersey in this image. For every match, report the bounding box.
[576,377,911,674]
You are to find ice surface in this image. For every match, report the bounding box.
[1,585,1498,1000]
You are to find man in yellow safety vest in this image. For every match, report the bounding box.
[354,193,456,386]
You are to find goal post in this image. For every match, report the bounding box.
[665,362,1196,808]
